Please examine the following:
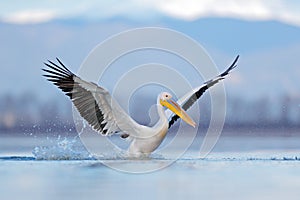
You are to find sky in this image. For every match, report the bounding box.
[0,1,299,97]
[0,1,300,125]
[1,0,300,26]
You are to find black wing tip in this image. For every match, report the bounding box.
[231,55,239,69]
[42,58,76,89]
[55,57,64,64]
[168,115,180,129]
[230,55,240,69]
[56,57,68,69]
[42,58,74,76]
[220,55,239,77]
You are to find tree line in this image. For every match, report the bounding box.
[0,92,299,134]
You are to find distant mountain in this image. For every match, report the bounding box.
[41,16,300,53]
[0,17,299,101]
[1,17,300,128]
[161,17,300,54]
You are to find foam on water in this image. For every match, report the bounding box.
[32,136,93,160]
[24,134,300,161]
[29,133,161,161]
[26,136,300,162]
[1,154,300,162]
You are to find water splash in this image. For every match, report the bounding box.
[32,136,93,160]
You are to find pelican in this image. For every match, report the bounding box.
[43,55,239,156]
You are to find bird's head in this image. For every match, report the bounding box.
[159,92,172,101]
[159,92,196,127]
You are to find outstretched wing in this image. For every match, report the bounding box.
[42,58,141,137]
[168,55,239,128]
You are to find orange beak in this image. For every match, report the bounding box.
[160,99,196,127]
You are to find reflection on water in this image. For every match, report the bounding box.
[1,132,300,200]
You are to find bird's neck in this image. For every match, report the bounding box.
[155,98,168,130]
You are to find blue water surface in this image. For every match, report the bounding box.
[1,133,300,200]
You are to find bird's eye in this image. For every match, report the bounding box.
[165,95,168,98]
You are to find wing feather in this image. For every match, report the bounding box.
[168,55,239,128]
[43,58,141,136]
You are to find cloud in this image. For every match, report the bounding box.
[1,0,300,26]
[2,10,56,24]
[154,0,272,20]
[153,0,300,26]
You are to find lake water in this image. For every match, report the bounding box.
[1,133,300,200]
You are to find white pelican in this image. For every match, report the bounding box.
[43,55,239,156]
